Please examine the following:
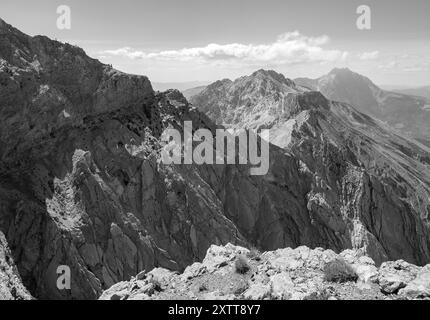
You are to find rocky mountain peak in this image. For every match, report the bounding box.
[250,69,296,88]
[205,78,232,90]
[0,18,99,76]
[328,67,353,75]
[294,68,378,94]
[189,69,325,129]
[0,17,18,33]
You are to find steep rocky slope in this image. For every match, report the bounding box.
[100,243,430,300]
[190,70,430,266]
[0,231,32,299]
[1,18,430,300]
[0,19,348,300]
[182,85,206,101]
[295,68,430,147]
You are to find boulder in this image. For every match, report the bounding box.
[399,265,430,299]
[0,232,32,300]
[378,260,420,294]
[269,273,295,299]
[243,283,271,300]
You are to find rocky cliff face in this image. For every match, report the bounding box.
[295,68,430,148]
[0,18,247,299]
[1,19,430,300]
[100,243,430,300]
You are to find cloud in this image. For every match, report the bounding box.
[378,60,430,72]
[378,60,399,70]
[358,51,379,60]
[402,62,430,72]
[99,31,348,66]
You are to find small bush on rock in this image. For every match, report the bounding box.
[323,258,358,283]
[198,283,208,292]
[235,254,250,274]
[149,277,163,292]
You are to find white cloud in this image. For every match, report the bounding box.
[402,62,430,72]
[377,60,430,72]
[99,31,348,66]
[378,60,399,70]
[358,50,379,60]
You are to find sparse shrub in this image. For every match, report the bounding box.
[323,258,358,283]
[149,277,163,292]
[234,254,250,274]
[198,283,208,292]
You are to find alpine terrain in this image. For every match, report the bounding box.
[0,19,430,300]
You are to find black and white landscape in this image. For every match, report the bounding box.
[0,0,430,301]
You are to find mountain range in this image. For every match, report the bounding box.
[392,86,430,100]
[186,68,430,148]
[294,68,430,148]
[1,18,430,300]
[189,67,430,266]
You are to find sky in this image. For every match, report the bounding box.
[1,0,429,86]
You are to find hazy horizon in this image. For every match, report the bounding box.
[1,0,429,86]
[153,68,429,91]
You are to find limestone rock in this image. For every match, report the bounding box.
[98,281,130,300]
[243,283,271,300]
[101,243,418,301]
[202,244,249,271]
[378,260,420,294]
[0,231,32,300]
[399,265,430,299]
[269,273,294,299]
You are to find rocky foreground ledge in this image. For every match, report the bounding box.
[100,244,430,300]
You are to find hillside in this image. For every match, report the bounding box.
[295,68,430,147]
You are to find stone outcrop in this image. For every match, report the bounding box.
[100,243,430,300]
[0,231,32,300]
